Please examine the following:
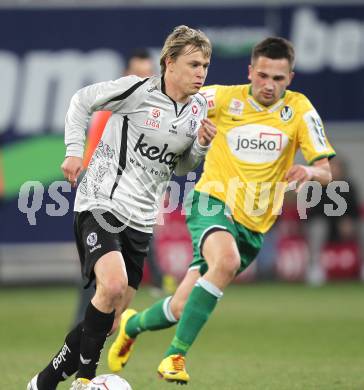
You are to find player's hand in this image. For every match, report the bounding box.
[197,118,217,147]
[61,156,83,188]
[285,164,313,193]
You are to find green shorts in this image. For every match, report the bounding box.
[185,190,264,276]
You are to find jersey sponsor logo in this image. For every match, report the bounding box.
[144,108,162,128]
[227,124,289,163]
[151,108,161,118]
[280,105,293,121]
[86,232,98,246]
[228,99,244,116]
[147,85,158,93]
[86,232,102,254]
[304,110,328,152]
[80,354,92,365]
[186,118,198,138]
[144,118,160,129]
[200,88,216,110]
[169,124,177,134]
[134,133,181,170]
[90,244,101,253]
[86,231,101,253]
[53,343,71,370]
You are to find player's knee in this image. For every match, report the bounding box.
[214,254,240,279]
[103,277,128,302]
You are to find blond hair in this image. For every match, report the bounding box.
[160,25,211,76]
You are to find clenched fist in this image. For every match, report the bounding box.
[61,156,83,188]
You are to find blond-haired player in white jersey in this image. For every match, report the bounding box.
[27,25,216,390]
[108,37,335,385]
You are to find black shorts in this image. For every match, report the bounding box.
[74,209,152,290]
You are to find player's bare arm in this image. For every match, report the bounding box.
[286,157,332,192]
[197,118,216,146]
[61,156,83,187]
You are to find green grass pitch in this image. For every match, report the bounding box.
[1,283,363,389]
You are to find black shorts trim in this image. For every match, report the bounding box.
[74,209,152,290]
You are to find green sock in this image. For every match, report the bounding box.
[126,297,177,338]
[165,278,222,357]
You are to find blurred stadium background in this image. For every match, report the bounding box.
[1,0,363,285]
[1,0,364,388]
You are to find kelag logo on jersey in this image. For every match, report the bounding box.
[227,124,289,163]
[134,133,181,170]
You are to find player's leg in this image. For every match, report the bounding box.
[107,258,200,373]
[74,250,126,386]
[158,205,264,384]
[157,190,241,383]
[106,283,138,372]
[72,280,95,327]
[158,230,239,384]
[27,322,84,390]
[107,225,154,372]
[109,284,136,335]
[165,230,240,351]
[128,268,199,337]
[71,210,130,389]
[27,210,116,390]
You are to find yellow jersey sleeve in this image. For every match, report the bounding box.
[297,95,336,164]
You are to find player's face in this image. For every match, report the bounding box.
[248,56,294,107]
[167,46,210,99]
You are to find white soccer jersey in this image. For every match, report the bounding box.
[65,75,208,233]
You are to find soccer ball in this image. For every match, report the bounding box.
[87,374,132,390]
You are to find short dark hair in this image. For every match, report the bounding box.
[252,37,295,70]
[126,48,151,65]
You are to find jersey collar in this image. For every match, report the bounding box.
[247,85,286,113]
[161,76,190,117]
